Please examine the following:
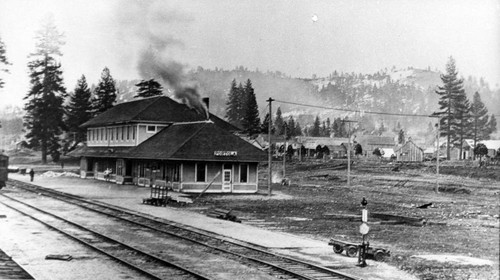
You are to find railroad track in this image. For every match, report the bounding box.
[0,191,212,280]
[5,179,361,280]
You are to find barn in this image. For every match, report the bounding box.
[69,96,266,193]
[395,140,424,162]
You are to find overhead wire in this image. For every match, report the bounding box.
[273,99,440,119]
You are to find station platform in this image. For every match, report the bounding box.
[6,173,417,280]
[0,248,34,280]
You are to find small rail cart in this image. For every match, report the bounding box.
[142,185,170,207]
[328,239,390,261]
[328,239,359,257]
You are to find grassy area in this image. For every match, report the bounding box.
[195,159,500,280]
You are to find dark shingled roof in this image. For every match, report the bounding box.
[69,122,265,162]
[67,146,135,158]
[81,96,239,132]
[129,121,266,162]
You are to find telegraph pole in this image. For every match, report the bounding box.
[267,98,274,196]
[283,124,286,180]
[342,119,357,187]
[435,120,440,193]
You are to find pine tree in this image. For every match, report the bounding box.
[398,129,405,144]
[134,79,163,98]
[451,88,471,159]
[23,16,66,163]
[0,36,10,89]
[311,115,321,137]
[261,113,274,134]
[432,57,467,159]
[294,122,303,136]
[287,117,296,138]
[241,79,260,135]
[225,79,242,128]
[487,115,497,139]
[470,92,489,157]
[326,118,331,136]
[66,75,92,147]
[93,67,117,115]
[274,107,285,135]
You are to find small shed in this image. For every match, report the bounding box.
[395,140,424,162]
[480,140,500,158]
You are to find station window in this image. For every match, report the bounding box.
[147,125,156,133]
[240,164,248,183]
[116,127,119,140]
[126,126,130,140]
[132,126,136,140]
[196,163,206,182]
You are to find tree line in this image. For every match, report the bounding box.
[1,17,168,163]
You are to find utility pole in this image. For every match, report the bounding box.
[435,120,440,193]
[267,98,274,196]
[342,119,357,187]
[283,124,287,180]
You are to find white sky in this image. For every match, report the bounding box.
[0,0,499,107]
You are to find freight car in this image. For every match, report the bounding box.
[0,153,8,189]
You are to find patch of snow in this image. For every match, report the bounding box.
[41,171,80,178]
[412,255,494,266]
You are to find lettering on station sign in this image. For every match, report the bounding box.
[214,151,238,156]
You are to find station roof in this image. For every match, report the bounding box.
[81,96,239,132]
[70,122,266,162]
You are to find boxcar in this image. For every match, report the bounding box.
[0,153,8,189]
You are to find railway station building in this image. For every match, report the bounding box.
[69,96,266,193]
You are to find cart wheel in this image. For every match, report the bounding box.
[373,251,386,261]
[332,245,343,254]
[346,246,358,257]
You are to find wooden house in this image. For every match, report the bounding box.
[395,140,424,162]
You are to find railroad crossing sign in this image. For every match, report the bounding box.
[359,222,370,235]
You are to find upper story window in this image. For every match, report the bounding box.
[147,125,156,133]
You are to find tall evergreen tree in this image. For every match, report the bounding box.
[23,16,66,163]
[274,107,285,135]
[241,79,260,135]
[398,129,405,144]
[432,57,466,159]
[294,122,303,136]
[287,117,296,138]
[470,92,489,157]
[261,112,274,134]
[0,36,10,89]
[310,115,321,137]
[134,79,163,98]
[451,88,471,159]
[66,75,92,147]
[225,79,243,128]
[325,118,331,136]
[93,67,117,115]
[487,115,497,138]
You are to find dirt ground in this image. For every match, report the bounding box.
[7,156,499,280]
[191,158,500,280]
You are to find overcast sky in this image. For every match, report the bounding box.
[0,0,499,107]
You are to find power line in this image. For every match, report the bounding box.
[274,99,439,119]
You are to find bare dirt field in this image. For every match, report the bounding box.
[192,159,500,280]
[7,155,499,280]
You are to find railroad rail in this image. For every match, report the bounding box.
[0,192,212,280]
[5,179,360,280]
